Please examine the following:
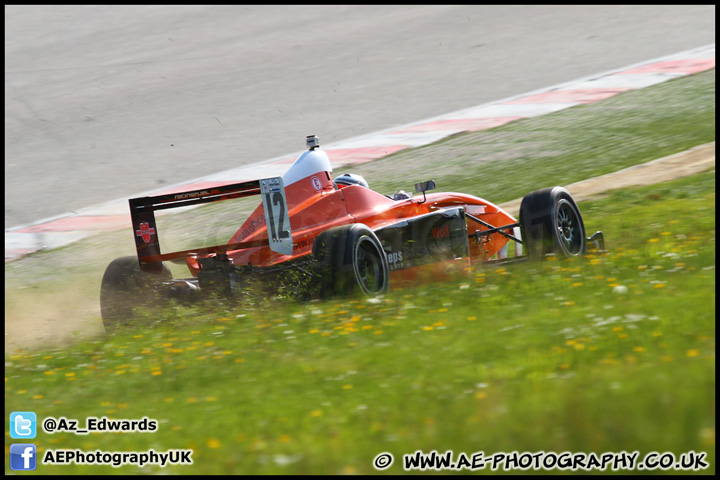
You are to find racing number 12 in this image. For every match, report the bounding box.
[260,177,293,255]
[265,192,289,241]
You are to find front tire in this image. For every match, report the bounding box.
[312,223,390,297]
[519,187,587,260]
[100,256,172,330]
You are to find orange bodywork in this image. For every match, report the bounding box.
[185,172,518,283]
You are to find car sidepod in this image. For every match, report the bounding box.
[374,207,471,285]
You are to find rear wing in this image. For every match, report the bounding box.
[129,177,292,271]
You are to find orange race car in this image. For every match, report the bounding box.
[100,135,604,329]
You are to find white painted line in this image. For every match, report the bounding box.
[567,73,682,90]
[443,103,575,119]
[327,131,454,149]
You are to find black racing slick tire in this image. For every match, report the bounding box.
[519,187,587,260]
[100,256,172,330]
[312,223,390,297]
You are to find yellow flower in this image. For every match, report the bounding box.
[207,438,221,449]
[687,349,700,357]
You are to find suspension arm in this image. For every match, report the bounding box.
[466,214,522,243]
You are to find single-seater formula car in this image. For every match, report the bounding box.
[101,135,604,328]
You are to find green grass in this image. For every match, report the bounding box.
[5,170,715,475]
[5,69,715,475]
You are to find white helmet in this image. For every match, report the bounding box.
[334,173,369,189]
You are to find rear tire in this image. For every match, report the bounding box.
[100,256,172,330]
[519,187,587,260]
[312,223,389,297]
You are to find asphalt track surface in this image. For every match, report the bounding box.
[4,5,716,229]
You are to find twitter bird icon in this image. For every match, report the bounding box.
[10,412,37,439]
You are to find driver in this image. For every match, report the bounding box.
[333,172,410,201]
[333,173,369,189]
